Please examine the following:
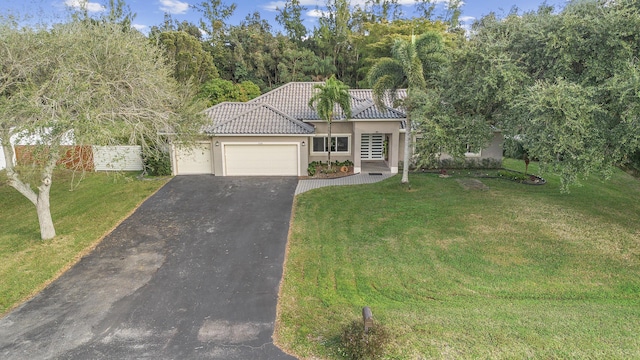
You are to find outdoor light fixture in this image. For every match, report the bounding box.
[302,141,306,146]
[215,141,219,146]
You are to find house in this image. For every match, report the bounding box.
[170,82,503,176]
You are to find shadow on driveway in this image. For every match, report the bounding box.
[0,176,298,359]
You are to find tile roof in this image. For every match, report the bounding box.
[201,82,407,135]
[203,102,314,135]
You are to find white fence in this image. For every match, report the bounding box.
[0,146,5,170]
[0,145,143,171]
[92,146,143,171]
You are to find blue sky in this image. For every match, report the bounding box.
[1,0,568,34]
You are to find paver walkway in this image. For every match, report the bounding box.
[295,172,396,195]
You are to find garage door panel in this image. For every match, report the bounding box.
[224,144,298,176]
[175,143,212,175]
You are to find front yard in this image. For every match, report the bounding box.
[0,170,167,315]
[276,159,640,358]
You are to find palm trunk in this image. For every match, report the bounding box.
[327,118,332,170]
[402,115,411,184]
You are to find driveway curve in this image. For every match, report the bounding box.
[0,176,298,360]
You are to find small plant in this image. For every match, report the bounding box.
[307,162,318,176]
[339,320,391,360]
[498,170,529,182]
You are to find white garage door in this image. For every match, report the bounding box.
[224,144,298,176]
[174,143,212,175]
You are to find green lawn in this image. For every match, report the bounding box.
[275,159,640,359]
[0,170,167,315]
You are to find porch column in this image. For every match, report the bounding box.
[354,128,362,174]
[390,130,399,174]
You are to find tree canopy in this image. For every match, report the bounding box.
[464,0,640,190]
[0,19,203,239]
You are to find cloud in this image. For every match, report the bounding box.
[262,1,286,11]
[459,16,475,23]
[132,24,148,31]
[64,0,105,13]
[159,0,189,15]
[306,9,328,19]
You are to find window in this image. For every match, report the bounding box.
[465,144,481,157]
[312,136,350,153]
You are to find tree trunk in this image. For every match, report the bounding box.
[402,116,412,184]
[36,179,56,240]
[327,118,332,170]
[3,143,58,240]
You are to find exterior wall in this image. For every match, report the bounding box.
[480,131,504,160]
[353,121,401,174]
[308,121,355,164]
[306,120,402,174]
[402,130,504,167]
[211,136,309,176]
[171,138,213,175]
[438,131,503,162]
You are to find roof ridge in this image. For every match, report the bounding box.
[249,82,326,104]
[210,102,314,134]
[259,104,315,132]
[208,102,261,130]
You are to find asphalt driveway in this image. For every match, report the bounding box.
[0,176,298,359]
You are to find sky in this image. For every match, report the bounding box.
[1,0,569,34]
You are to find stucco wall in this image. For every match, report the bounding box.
[211,136,309,176]
[401,130,504,167]
[353,121,401,173]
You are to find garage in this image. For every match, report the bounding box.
[223,143,299,176]
[173,142,212,175]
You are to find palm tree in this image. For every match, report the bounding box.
[308,75,352,170]
[367,31,445,184]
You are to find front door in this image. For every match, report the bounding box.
[361,134,384,160]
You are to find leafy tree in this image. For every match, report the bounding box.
[308,76,352,169]
[353,18,448,86]
[276,0,307,43]
[155,31,218,85]
[199,78,260,106]
[470,0,640,189]
[239,81,261,101]
[150,14,202,40]
[0,20,203,240]
[277,47,316,83]
[367,31,445,184]
[312,0,356,84]
[194,0,237,75]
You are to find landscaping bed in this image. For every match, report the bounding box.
[426,167,546,185]
[304,160,355,179]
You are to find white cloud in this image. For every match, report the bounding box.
[459,16,475,23]
[64,0,105,13]
[132,24,148,31]
[159,0,189,15]
[306,9,328,19]
[262,1,286,11]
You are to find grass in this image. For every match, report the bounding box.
[275,159,640,359]
[0,169,168,315]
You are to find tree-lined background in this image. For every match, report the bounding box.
[2,0,640,239]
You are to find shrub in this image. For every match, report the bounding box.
[142,147,171,176]
[339,320,390,360]
[307,162,318,176]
